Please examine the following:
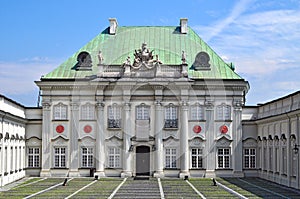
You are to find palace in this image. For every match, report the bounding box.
[0,18,299,189]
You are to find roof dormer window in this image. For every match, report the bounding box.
[75,51,92,71]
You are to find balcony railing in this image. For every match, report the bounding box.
[164,119,178,128]
[108,119,121,128]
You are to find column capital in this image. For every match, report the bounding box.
[180,101,189,110]
[123,102,131,111]
[96,102,105,110]
[205,100,214,110]
[42,102,51,110]
[233,100,243,111]
[70,102,79,111]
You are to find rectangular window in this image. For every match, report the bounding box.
[191,148,203,168]
[217,148,230,168]
[81,104,95,120]
[282,147,287,174]
[164,106,178,128]
[244,148,256,168]
[54,147,66,168]
[217,105,231,120]
[28,147,40,168]
[136,105,150,120]
[53,104,67,120]
[190,105,204,120]
[165,148,177,168]
[269,147,273,171]
[275,147,279,172]
[108,105,121,128]
[81,147,94,168]
[108,147,121,168]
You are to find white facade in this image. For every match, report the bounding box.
[0,95,26,187]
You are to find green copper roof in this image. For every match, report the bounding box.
[43,26,243,80]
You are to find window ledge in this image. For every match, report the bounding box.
[188,120,206,122]
[80,119,96,122]
[215,168,233,170]
[214,120,232,122]
[190,168,205,170]
[51,167,69,169]
[52,120,69,122]
[107,127,122,130]
[164,168,179,170]
[163,128,178,131]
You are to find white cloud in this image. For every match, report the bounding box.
[197,0,256,42]
[0,58,61,95]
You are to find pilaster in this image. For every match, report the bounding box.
[179,101,190,178]
[40,102,51,177]
[69,102,80,177]
[204,100,215,177]
[154,101,164,178]
[232,100,244,177]
[121,102,132,178]
[95,102,105,177]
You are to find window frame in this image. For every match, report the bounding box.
[243,148,256,169]
[164,104,178,128]
[54,147,66,168]
[216,104,231,121]
[107,104,121,128]
[190,104,204,120]
[217,148,230,169]
[28,147,40,168]
[81,147,94,168]
[136,104,150,120]
[108,147,121,168]
[165,148,177,169]
[191,148,203,169]
[53,103,68,120]
[81,103,95,120]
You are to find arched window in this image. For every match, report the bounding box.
[81,103,95,120]
[216,104,231,120]
[107,104,121,128]
[164,104,178,128]
[53,103,68,120]
[136,103,150,120]
[190,103,204,120]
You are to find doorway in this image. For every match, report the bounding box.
[136,146,150,176]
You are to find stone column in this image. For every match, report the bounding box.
[205,100,215,177]
[40,102,51,177]
[69,102,80,177]
[121,102,132,177]
[179,101,190,178]
[154,101,164,178]
[232,101,244,177]
[95,102,105,177]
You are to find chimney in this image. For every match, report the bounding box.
[180,18,188,34]
[109,18,118,35]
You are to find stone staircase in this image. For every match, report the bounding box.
[113,178,161,199]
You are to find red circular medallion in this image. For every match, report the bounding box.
[193,125,202,134]
[220,125,228,134]
[56,125,64,133]
[84,125,92,133]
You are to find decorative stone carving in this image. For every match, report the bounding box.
[97,50,104,64]
[132,43,162,70]
[181,51,187,64]
[191,51,210,70]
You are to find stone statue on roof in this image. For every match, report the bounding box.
[132,43,160,69]
[97,50,104,64]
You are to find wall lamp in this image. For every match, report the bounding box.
[293,144,299,154]
[129,145,134,152]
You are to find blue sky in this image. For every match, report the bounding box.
[0,0,300,106]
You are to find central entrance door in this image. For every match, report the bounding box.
[136,146,150,176]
